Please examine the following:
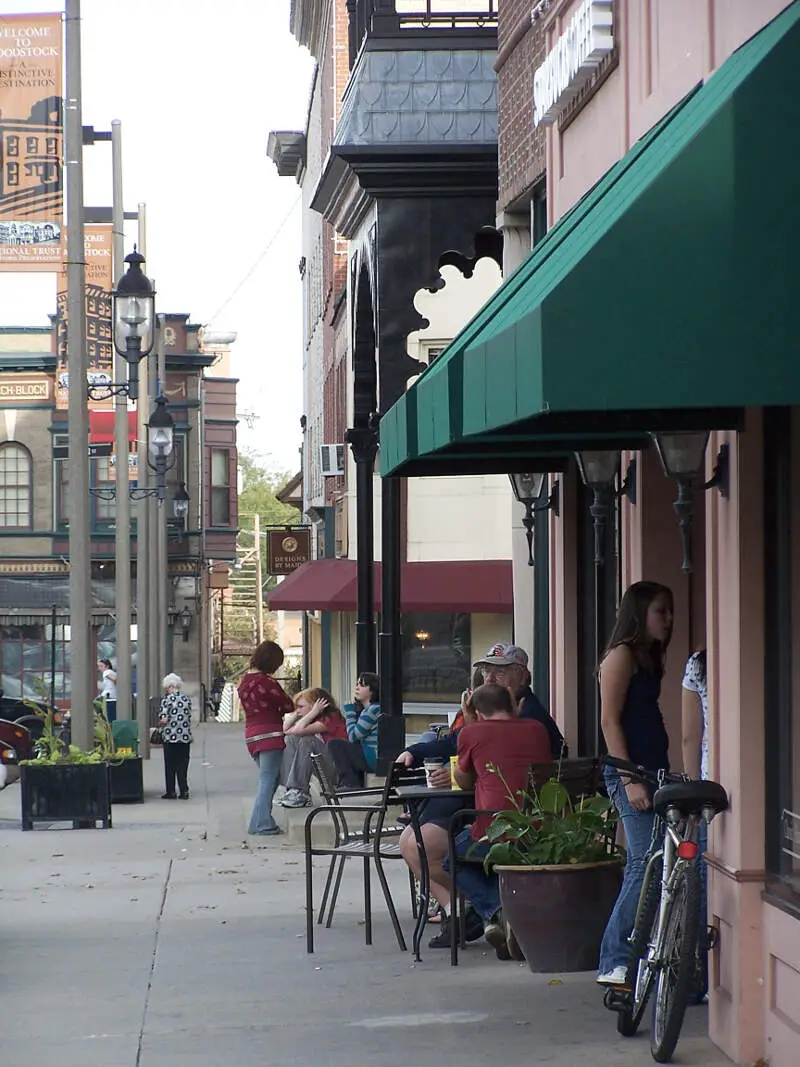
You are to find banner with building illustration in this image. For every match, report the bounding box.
[56,223,114,410]
[0,13,64,271]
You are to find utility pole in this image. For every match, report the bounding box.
[156,320,168,685]
[135,203,151,758]
[111,119,132,721]
[65,0,92,750]
[147,312,160,702]
[254,513,264,644]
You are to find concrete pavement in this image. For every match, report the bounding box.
[0,723,731,1067]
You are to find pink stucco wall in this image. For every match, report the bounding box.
[536,2,799,1062]
[546,0,793,225]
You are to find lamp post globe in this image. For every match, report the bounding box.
[147,395,175,460]
[112,248,155,400]
[173,482,190,521]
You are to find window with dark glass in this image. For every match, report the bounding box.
[0,623,70,702]
[764,407,800,907]
[210,448,230,525]
[93,455,116,524]
[401,612,471,703]
[0,443,32,528]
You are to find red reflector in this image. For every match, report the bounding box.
[678,841,698,860]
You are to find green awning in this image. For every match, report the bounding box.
[381,1,800,477]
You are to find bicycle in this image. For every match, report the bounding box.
[601,755,728,1063]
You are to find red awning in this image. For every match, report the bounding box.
[89,410,138,443]
[267,559,512,614]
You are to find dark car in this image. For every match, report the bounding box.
[0,719,34,789]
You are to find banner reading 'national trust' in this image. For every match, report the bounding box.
[0,13,64,271]
[56,224,114,410]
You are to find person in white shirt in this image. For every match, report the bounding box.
[98,658,117,722]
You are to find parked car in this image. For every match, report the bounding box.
[0,719,34,789]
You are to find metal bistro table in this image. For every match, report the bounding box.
[395,784,475,961]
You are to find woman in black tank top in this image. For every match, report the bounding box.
[596,581,674,985]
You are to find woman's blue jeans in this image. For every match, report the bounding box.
[598,769,656,974]
[248,748,283,834]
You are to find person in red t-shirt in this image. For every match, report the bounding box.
[238,640,294,835]
[279,687,347,808]
[443,682,551,958]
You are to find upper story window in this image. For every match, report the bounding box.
[93,456,116,525]
[0,442,32,529]
[210,448,230,525]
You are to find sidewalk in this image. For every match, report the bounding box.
[0,723,732,1067]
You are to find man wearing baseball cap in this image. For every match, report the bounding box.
[472,643,567,759]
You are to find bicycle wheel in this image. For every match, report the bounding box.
[650,862,701,1063]
[617,853,663,1037]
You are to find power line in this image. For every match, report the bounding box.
[204,194,302,326]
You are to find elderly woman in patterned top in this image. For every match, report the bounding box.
[159,673,194,800]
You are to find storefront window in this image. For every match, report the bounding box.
[0,623,70,703]
[764,408,800,906]
[401,612,470,703]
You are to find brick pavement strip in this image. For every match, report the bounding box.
[0,724,732,1067]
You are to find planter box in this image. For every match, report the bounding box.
[109,757,144,803]
[497,860,623,972]
[20,762,112,830]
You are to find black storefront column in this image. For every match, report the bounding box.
[377,475,405,770]
[345,425,378,674]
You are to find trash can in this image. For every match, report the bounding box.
[111,719,139,755]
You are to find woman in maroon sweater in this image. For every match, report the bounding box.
[238,640,293,835]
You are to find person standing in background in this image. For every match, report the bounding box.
[98,658,117,723]
[597,581,674,986]
[239,640,293,835]
[159,673,193,800]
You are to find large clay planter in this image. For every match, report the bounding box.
[496,859,623,973]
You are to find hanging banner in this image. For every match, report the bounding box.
[0,13,64,271]
[55,223,114,410]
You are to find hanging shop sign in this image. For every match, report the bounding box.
[0,13,64,270]
[533,0,614,128]
[267,528,311,576]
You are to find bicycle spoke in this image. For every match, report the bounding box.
[651,863,701,1063]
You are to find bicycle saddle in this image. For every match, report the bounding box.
[652,779,729,818]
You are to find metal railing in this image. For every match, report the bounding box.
[349,2,497,65]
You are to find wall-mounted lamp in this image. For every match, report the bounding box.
[179,605,193,642]
[414,629,431,646]
[574,450,637,567]
[167,603,179,627]
[508,473,560,566]
[650,431,729,573]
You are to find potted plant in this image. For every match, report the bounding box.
[19,702,113,830]
[481,765,623,972]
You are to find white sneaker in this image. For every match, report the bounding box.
[596,965,628,985]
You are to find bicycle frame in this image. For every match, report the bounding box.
[649,811,700,969]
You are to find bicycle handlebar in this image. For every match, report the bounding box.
[601,755,686,788]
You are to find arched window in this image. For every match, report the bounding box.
[0,443,32,528]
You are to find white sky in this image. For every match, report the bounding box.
[0,0,314,473]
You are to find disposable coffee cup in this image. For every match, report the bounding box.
[424,759,445,788]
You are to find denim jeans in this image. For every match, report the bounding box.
[442,826,500,921]
[598,768,657,974]
[281,735,335,794]
[248,748,283,834]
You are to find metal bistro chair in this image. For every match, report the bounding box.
[305,754,422,953]
[446,757,604,966]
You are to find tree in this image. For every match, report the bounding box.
[223,453,302,675]
[238,451,301,527]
